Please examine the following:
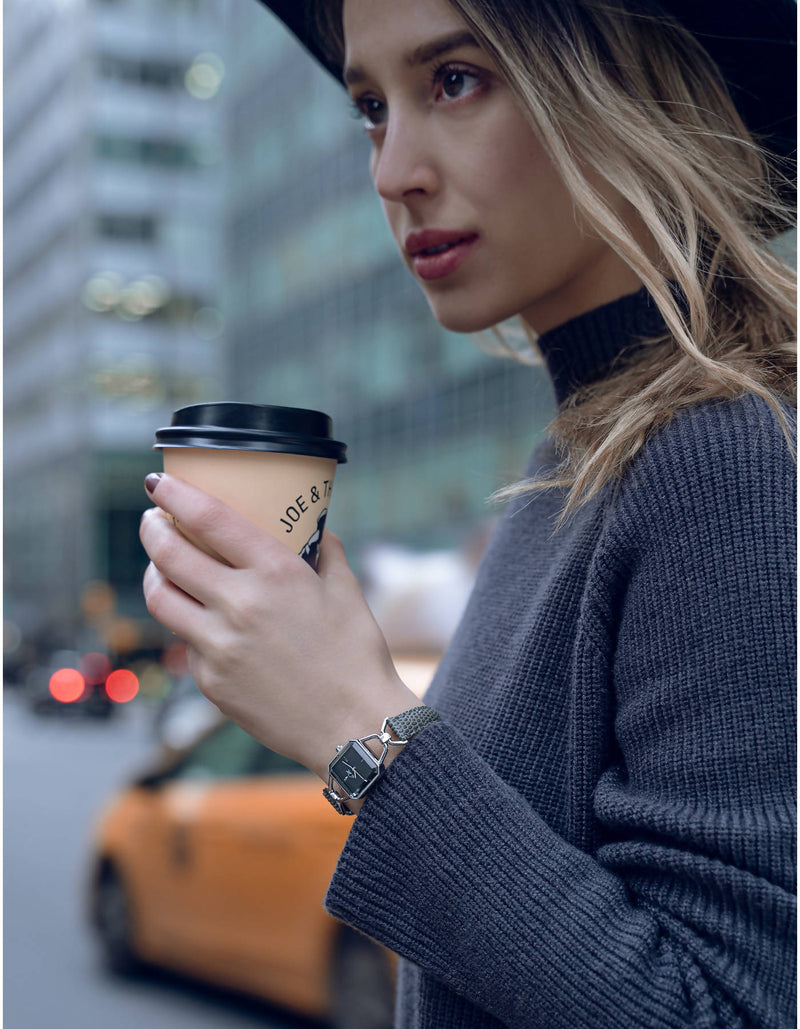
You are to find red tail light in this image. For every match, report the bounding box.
[105,669,139,704]
[49,668,86,703]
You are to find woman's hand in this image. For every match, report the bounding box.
[139,473,420,781]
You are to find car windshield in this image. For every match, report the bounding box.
[172,720,307,781]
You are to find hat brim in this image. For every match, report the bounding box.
[255,1,342,82]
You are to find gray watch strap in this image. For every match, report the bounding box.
[386,705,441,741]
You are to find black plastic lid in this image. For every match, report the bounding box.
[154,402,347,463]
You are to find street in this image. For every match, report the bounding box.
[4,692,318,1029]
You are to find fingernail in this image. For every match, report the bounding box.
[145,473,163,495]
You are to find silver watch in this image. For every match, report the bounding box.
[323,705,441,815]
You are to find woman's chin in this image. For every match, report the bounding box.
[425,296,514,336]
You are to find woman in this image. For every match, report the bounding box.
[139,0,796,1025]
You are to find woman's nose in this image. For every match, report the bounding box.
[371,116,439,203]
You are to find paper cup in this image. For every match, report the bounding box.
[154,403,347,570]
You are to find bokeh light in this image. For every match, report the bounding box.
[49,668,86,703]
[139,274,171,308]
[81,580,117,618]
[136,660,172,700]
[105,669,139,704]
[185,52,224,99]
[117,276,171,320]
[104,617,141,655]
[192,306,224,339]
[81,272,123,312]
[82,272,172,321]
[92,353,164,406]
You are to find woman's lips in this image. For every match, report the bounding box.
[405,231,480,281]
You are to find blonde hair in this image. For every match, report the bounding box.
[317,0,796,523]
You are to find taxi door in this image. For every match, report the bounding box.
[148,720,349,1009]
[135,720,264,966]
[188,772,351,1008]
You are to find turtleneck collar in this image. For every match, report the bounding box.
[536,286,668,406]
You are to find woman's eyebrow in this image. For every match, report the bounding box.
[344,30,481,87]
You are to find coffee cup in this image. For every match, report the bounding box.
[154,403,347,570]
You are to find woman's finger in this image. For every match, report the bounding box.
[315,530,360,591]
[144,473,300,573]
[142,561,212,647]
[139,507,231,606]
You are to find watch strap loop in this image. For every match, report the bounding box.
[385,705,441,742]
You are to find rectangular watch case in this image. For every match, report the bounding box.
[328,739,382,800]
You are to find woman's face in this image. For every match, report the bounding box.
[342,0,646,335]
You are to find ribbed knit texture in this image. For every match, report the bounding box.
[325,287,797,1028]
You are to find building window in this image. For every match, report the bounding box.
[95,213,158,242]
[94,135,202,170]
[97,54,186,90]
[102,507,150,589]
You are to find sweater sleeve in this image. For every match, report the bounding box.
[324,396,796,1028]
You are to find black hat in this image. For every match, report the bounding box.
[256,0,796,188]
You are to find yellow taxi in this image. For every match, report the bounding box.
[87,656,437,1028]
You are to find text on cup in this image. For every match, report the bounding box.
[279,480,333,533]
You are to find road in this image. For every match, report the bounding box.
[4,691,318,1029]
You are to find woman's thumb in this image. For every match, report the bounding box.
[315,529,352,579]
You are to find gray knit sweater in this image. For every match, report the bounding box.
[325,289,797,1028]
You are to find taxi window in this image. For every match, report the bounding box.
[251,745,307,777]
[173,720,307,781]
[174,721,264,780]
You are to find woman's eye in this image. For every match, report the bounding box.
[350,97,386,131]
[348,65,483,132]
[435,67,481,103]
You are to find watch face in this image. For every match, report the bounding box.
[329,741,381,799]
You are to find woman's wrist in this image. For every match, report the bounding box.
[311,679,422,784]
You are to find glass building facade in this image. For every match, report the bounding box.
[4,0,227,649]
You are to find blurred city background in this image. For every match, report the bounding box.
[3,0,794,1027]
